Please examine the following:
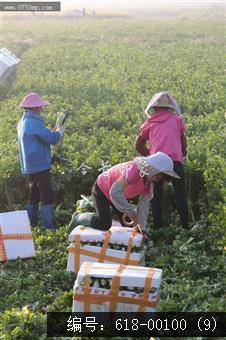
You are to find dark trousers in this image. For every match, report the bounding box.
[91,182,125,230]
[28,169,54,205]
[151,161,188,229]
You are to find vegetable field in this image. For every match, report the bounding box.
[0,15,225,339]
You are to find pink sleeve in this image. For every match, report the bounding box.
[140,119,150,140]
[121,163,140,185]
[178,117,186,134]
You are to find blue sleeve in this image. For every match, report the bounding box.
[31,120,61,144]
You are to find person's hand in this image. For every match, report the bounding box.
[141,229,150,241]
[133,224,150,241]
[56,125,65,136]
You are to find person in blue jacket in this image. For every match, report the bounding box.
[17,92,65,230]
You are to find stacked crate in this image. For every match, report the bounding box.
[0,210,36,262]
[67,225,146,273]
[73,262,162,312]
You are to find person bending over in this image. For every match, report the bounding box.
[90,151,179,231]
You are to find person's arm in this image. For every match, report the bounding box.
[35,120,61,145]
[110,176,139,225]
[181,133,187,157]
[137,194,150,230]
[134,134,149,156]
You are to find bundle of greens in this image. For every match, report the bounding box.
[76,195,94,213]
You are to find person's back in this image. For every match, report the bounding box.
[139,108,185,163]
[134,91,189,229]
[18,110,53,175]
[97,160,150,202]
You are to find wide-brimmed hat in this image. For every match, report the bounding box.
[19,93,50,108]
[145,91,181,115]
[136,152,180,179]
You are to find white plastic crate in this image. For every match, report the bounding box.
[73,262,163,312]
[0,210,36,261]
[67,225,145,273]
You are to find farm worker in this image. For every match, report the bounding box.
[90,151,179,231]
[17,93,65,231]
[134,91,189,229]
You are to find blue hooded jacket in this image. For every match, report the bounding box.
[17,110,61,174]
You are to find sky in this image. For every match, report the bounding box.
[61,0,224,8]
[1,0,223,16]
[4,0,223,9]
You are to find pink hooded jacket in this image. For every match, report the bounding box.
[140,109,186,163]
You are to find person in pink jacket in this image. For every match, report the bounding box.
[134,91,189,229]
[90,152,180,231]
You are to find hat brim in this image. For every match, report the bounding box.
[147,103,180,113]
[19,101,50,108]
[152,104,175,110]
[163,170,180,179]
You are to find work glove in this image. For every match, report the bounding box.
[56,124,65,136]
